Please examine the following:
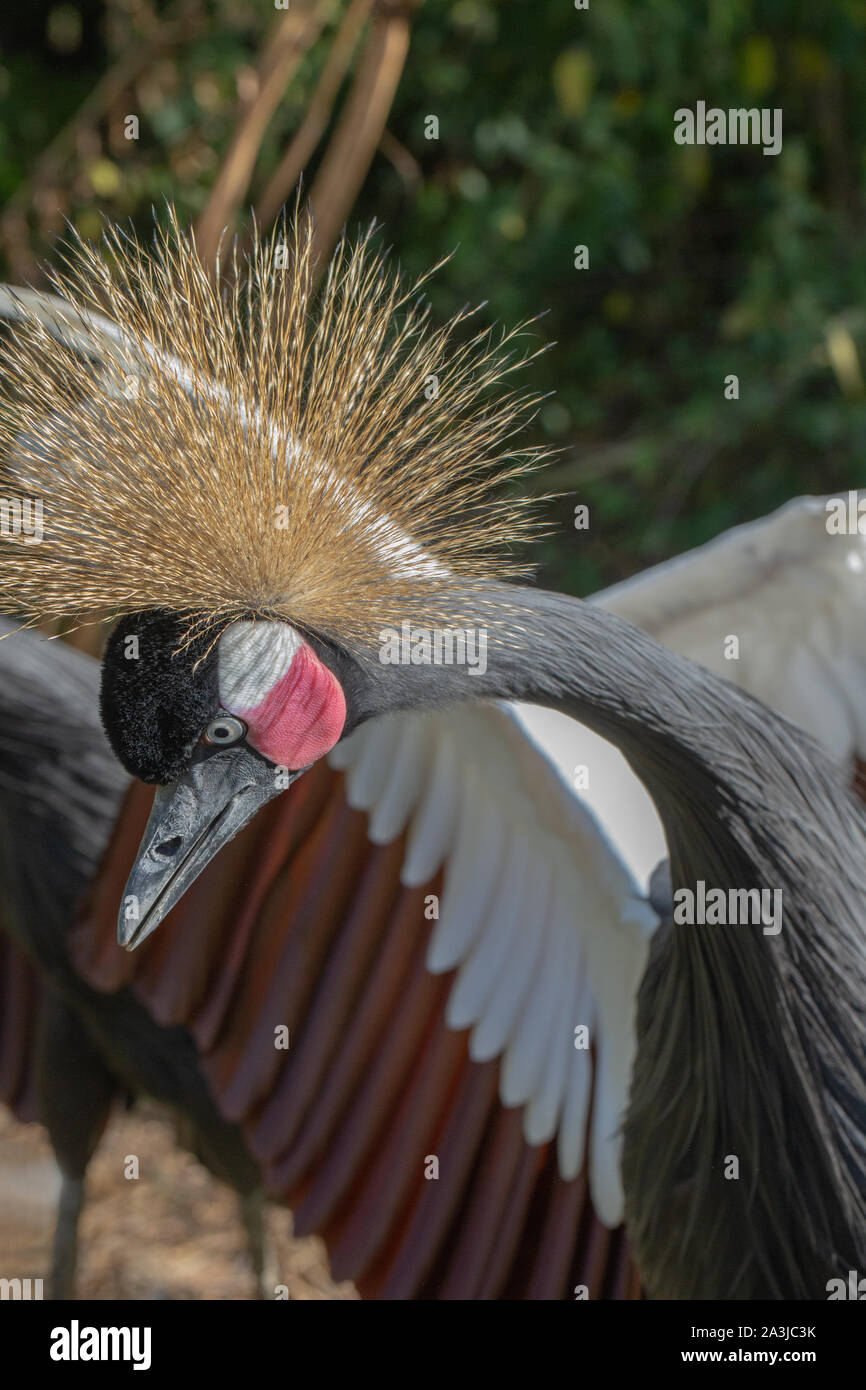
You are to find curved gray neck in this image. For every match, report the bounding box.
[351,583,826,819]
[345,581,866,963]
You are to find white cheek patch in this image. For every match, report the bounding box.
[218,620,303,711]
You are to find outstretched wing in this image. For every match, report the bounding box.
[70,698,655,1298]
[329,703,657,1220]
[595,495,866,769]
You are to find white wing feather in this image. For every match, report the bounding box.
[595,494,866,768]
[329,701,658,1225]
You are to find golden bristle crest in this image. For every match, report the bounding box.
[0,207,551,649]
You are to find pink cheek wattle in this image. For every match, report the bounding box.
[232,646,346,769]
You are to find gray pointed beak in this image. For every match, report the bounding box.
[118,744,302,950]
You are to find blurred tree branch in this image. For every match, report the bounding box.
[307,0,417,272]
[195,0,334,268]
[378,128,422,192]
[254,0,374,233]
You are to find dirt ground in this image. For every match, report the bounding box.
[0,1104,356,1300]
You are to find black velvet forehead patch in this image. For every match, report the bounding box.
[99,610,221,783]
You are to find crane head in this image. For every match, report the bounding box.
[0,206,549,947]
[101,609,347,948]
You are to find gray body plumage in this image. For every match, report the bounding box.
[0,620,266,1294]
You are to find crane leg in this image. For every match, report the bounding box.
[38,993,119,1299]
[238,1189,280,1299]
[50,1174,85,1300]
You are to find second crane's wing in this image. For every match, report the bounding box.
[595,495,866,771]
[71,700,657,1299]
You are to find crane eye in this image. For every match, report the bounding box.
[203,714,246,746]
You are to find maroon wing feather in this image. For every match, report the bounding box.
[71,763,640,1299]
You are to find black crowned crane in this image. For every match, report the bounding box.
[0,214,865,1300]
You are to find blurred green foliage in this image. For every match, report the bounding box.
[1,0,865,595]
